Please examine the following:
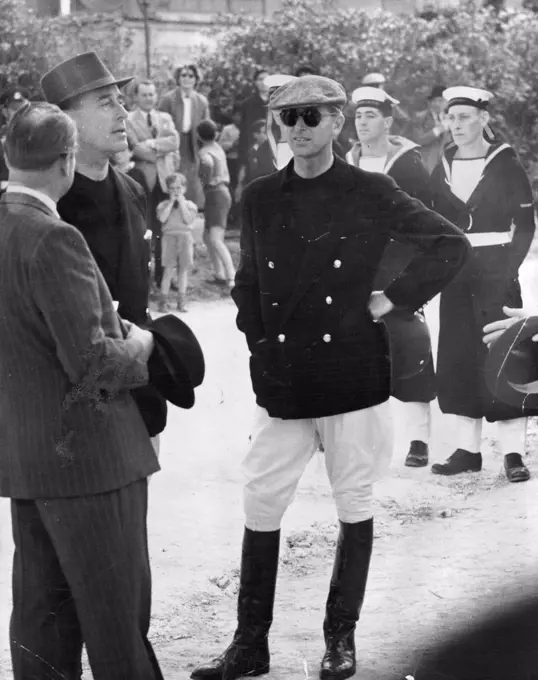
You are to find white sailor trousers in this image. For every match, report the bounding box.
[243,401,394,531]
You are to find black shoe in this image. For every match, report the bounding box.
[431,449,482,476]
[405,440,429,467]
[320,519,373,680]
[190,528,279,679]
[504,453,530,483]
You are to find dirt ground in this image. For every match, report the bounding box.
[1,247,538,679]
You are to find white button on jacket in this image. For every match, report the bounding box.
[333,260,341,268]
[278,334,286,343]
[323,334,331,343]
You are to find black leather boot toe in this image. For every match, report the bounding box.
[320,630,356,679]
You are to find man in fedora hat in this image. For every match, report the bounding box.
[41,51,167,450]
[0,101,162,679]
[190,75,470,680]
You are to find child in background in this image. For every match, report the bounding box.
[157,172,198,313]
[197,120,236,289]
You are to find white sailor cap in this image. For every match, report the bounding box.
[265,74,297,91]
[351,86,399,114]
[443,86,493,110]
[362,72,386,86]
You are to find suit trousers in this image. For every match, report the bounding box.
[243,402,393,531]
[10,478,164,680]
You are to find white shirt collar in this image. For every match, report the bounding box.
[5,185,60,218]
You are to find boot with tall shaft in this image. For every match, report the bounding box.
[320,518,374,680]
[190,527,280,680]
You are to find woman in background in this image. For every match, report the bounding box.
[197,120,236,289]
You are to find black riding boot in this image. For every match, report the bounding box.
[320,518,374,680]
[190,527,280,680]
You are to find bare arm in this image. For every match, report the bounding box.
[156,199,174,224]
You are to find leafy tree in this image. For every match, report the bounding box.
[196,0,538,190]
[0,0,132,101]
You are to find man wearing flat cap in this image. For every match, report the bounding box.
[190,75,470,680]
[430,86,536,484]
[41,51,167,449]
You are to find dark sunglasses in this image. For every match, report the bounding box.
[279,107,326,128]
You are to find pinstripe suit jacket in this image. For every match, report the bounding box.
[0,192,160,499]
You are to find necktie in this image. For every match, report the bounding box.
[147,112,157,138]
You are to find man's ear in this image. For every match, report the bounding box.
[384,116,394,133]
[480,110,490,127]
[333,111,345,135]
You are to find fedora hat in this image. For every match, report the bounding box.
[484,316,538,409]
[148,315,205,409]
[381,309,432,381]
[41,51,134,106]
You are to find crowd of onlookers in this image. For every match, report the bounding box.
[0,61,456,313]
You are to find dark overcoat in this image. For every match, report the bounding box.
[232,155,470,420]
[58,166,167,436]
[431,141,536,421]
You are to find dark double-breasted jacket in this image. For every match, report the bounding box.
[232,155,470,420]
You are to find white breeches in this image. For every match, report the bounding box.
[242,401,394,531]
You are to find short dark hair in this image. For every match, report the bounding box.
[4,102,77,171]
[165,172,187,189]
[134,79,156,95]
[197,119,218,141]
[253,68,269,82]
[174,64,200,86]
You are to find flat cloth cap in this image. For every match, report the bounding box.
[268,75,347,111]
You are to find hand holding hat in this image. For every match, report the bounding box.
[484,310,538,409]
[482,306,538,347]
[147,315,205,409]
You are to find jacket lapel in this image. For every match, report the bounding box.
[278,159,357,327]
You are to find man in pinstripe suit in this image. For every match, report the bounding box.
[0,104,165,678]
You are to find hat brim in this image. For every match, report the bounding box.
[149,331,196,409]
[269,99,345,111]
[485,316,538,409]
[382,309,432,381]
[56,75,134,105]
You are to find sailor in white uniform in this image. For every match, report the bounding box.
[346,87,437,468]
